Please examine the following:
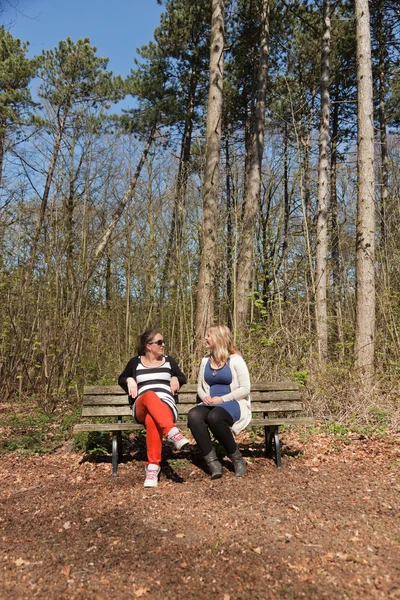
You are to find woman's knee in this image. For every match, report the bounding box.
[207,408,224,428]
[140,390,160,406]
[188,407,205,429]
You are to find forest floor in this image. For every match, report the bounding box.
[1,429,400,600]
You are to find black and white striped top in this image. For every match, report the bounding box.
[134,358,177,420]
[118,355,187,424]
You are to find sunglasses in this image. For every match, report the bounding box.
[150,339,165,346]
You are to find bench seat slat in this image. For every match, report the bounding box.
[73,416,313,434]
[170,401,304,415]
[81,400,304,417]
[74,423,144,432]
[249,417,313,426]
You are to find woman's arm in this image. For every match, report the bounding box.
[221,355,251,402]
[169,356,187,387]
[118,357,139,397]
[197,358,208,401]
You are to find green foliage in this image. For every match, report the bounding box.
[0,26,36,122]
[124,0,210,134]
[293,370,309,386]
[0,410,55,456]
[37,37,124,109]
[73,431,111,455]
[168,458,187,469]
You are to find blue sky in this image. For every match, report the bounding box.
[2,0,163,77]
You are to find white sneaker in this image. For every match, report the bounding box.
[144,464,161,488]
[167,426,190,450]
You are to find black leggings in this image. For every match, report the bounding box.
[187,405,237,456]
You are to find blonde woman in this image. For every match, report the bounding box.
[188,324,251,479]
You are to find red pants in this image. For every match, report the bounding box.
[134,391,175,465]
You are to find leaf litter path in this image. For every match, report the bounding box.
[1,432,399,599]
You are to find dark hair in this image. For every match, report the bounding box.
[136,328,160,356]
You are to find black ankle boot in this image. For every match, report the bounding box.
[204,448,223,479]
[228,448,247,477]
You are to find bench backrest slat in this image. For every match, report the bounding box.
[177,390,300,403]
[83,390,300,407]
[82,406,132,417]
[83,382,300,396]
[83,396,131,406]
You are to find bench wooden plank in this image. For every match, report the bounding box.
[250,417,313,426]
[82,391,300,406]
[176,401,303,414]
[74,423,144,432]
[73,416,313,433]
[81,401,304,417]
[83,382,300,395]
[82,406,132,417]
[83,396,131,406]
[177,391,300,403]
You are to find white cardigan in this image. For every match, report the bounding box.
[197,354,252,435]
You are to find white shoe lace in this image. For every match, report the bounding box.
[146,469,158,481]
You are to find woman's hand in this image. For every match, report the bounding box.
[203,396,223,405]
[170,376,180,394]
[126,377,137,398]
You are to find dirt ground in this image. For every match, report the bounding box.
[1,431,400,600]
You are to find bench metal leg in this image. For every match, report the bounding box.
[112,433,119,477]
[117,431,123,462]
[264,425,282,468]
[274,428,282,468]
[265,426,274,459]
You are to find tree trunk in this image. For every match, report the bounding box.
[354,0,376,378]
[377,0,389,260]
[315,0,331,362]
[195,0,225,345]
[282,123,290,304]
[330,78,344,356]
[225,129,233,328]
[0,117,6,186]
[235,0,270,328]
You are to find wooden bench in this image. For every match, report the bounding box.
[73,382,312,476]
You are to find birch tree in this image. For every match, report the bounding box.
[315,0,331,361]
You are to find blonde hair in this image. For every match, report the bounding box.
[207,324,240,366]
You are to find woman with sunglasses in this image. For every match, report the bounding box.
[188,324,251,479]
[118,328,189,487]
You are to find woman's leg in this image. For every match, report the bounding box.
[188,405,222,479]
[135,392,168,466]
[206,407,236,454]
[135,391,189,466]
[207,408,247,477]
[142,413,163,466]
[187,405,214,456]
[135,391,175,465]
[135,391,176,436]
